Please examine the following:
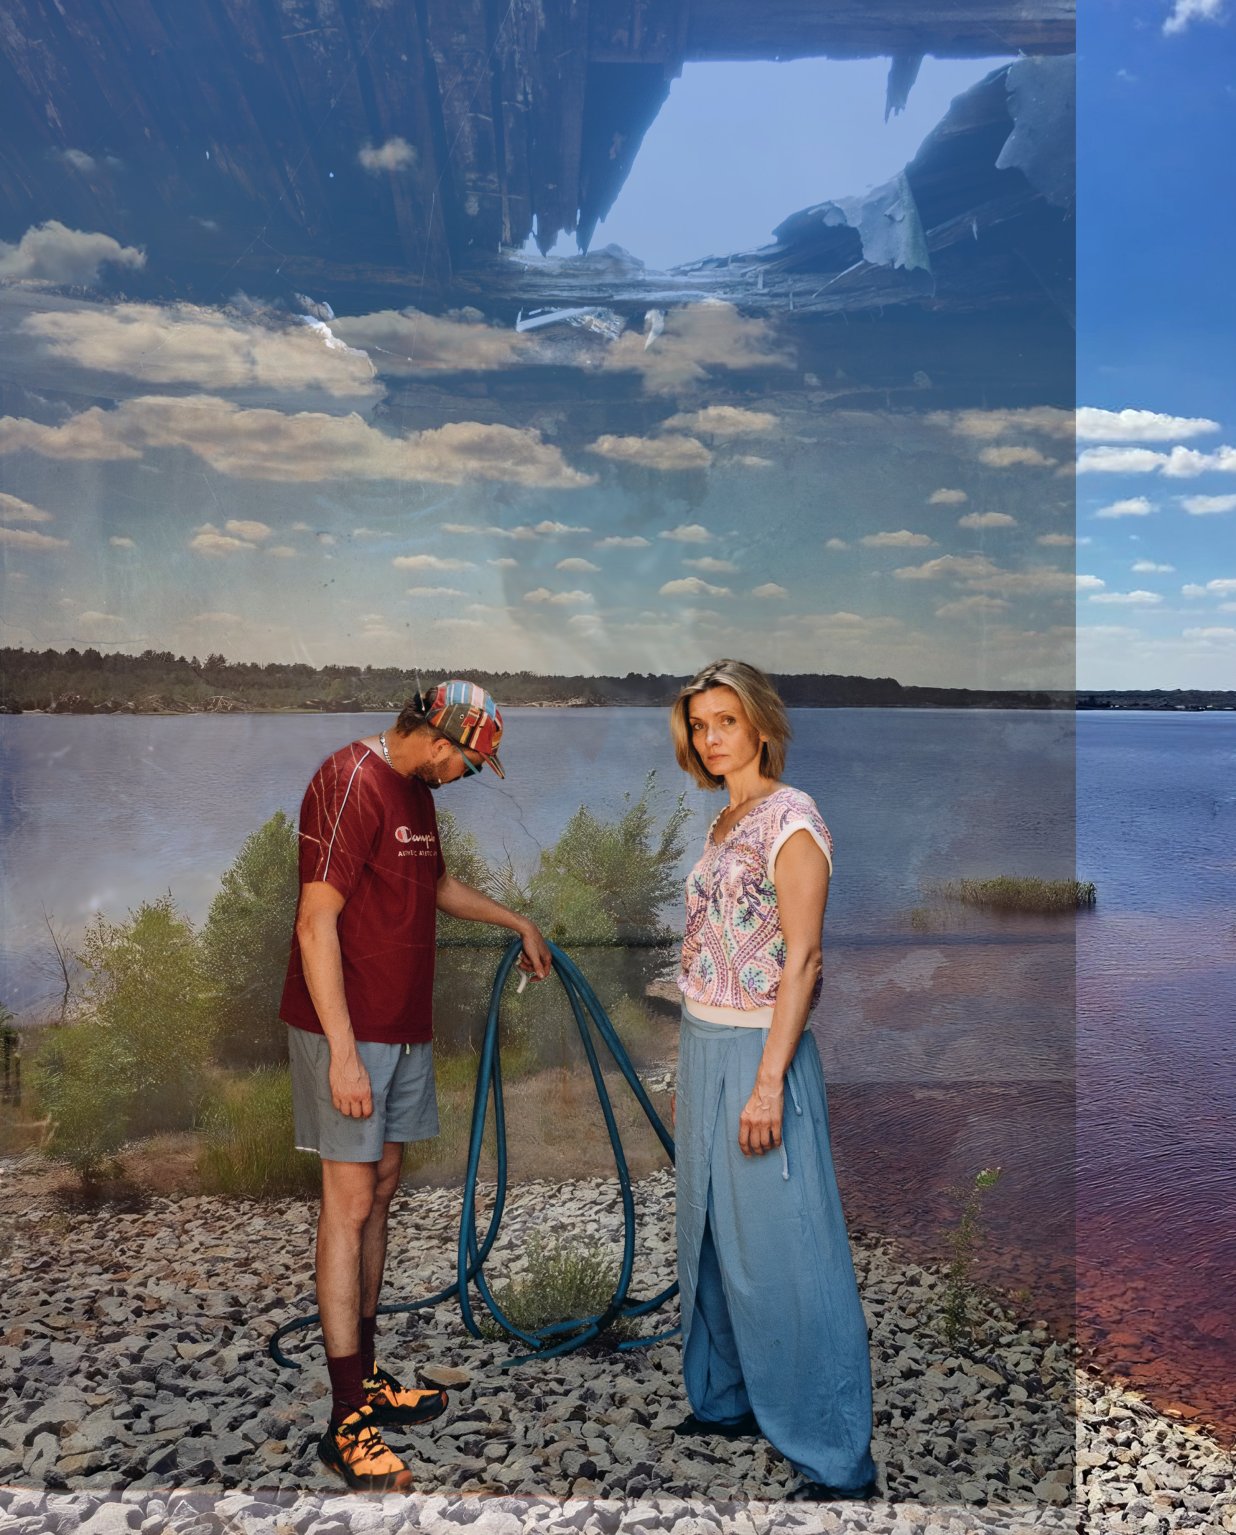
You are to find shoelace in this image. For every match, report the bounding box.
[340,1417,387,1458]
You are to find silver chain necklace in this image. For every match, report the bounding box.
[378,730,395,770]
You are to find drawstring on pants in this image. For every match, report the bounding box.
[779,1071,803,1181]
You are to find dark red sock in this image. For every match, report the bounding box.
[326,1352,367,1427]
[360,1314,377,1375]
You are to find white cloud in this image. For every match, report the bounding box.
[596,535,650,548]
[588,434,712,471]
[1078,443,1236,477]
[1182,626,1236,641]
[659,576,729,597]
[190,523,257,556]
[1164,0,1227,36]
[332,308,527,374]
[524,588,593,605]
[1037,533,1075,546]
[1095,497,1153,519]
[407,586,465,597]
[0,220,145,285]
[1075,406,1220,441]
[266,545,298,558]
[556,557,600,573]
[752,582,788,599]
[109,535,136,548]
[893,555,1000,582]
[1182,578,1236,598]
[978,445,1057,468]
[929,488,968,504]
[601,302,791,394]
[0,492,53,522]
[392,554,475,571]
[0,525,69,550]
[935,595,1010,618]
[77,610,126,626]
[860,529,935,548]
[488,557,518,568]
[825,537,849,550]
[661,405,778,437]
[928,407,1073,441]
[0,395,594,487]
[659,524,712,544]
[1132,560,1175,573]
[684,556,738,573]
[318,533,336,546]
[22,302,377,397]
[734,454,774,469]
[1180,493,1236,515]
[358,137,417,172]
[958,511,1017,529]
[1089,590,1164,605]
[1076,575,1106,591]
[224,518,273,542]
[1161,445,1236,477]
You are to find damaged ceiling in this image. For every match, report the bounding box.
[0,1,1074,304]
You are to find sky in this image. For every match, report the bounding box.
[0,6,1231,691]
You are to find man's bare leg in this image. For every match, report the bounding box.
[318,1158,378,1424]
[359,1141,403,1369]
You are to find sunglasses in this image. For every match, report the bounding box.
[449,740,484,780]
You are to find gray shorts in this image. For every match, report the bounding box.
[287,1027,439,1162]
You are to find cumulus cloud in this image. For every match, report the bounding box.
[0,395,594,487]
[659,576,729,597]
[109,535,136,548]
[825,537,849,550]
[22,302,377,397]
[1037,533,1075,546]
[358,137,417,172]
[588,434,712,471]
[935,595,1010,618]
[860,530,934,548]
[524,588,593,605]
[332,308,527,374]
[978,446,1057,468]
[1079,443,1236,476]
[0,492,53,523]
[597,535,650,548]
[392,554,475,571]
[659,524,712,544]
[1089,590,1164,605]
[190,523,258,556]
[267,545,298,558]
[895,556,999,583]
[602,302,792,394]
[734,454,774,469]
[1132,559,1175,573]
[928,407,1073,441]
[752,582,788,599]
[224,518,273,542]
[1076,575,1107,591]
[1180,493,1236,515]
[1182,626,1236,641]
[1164,0,1227,35]
[0,221,145,285]
[556,557,600,573]
[1183,578,1236,598]
[684,556,737,573]
[1076,406,1219,441]
[407,585,465,597]
[958,511,1017,529]
[661,406,778,437]
[0,525,69,550]
[1095,496,1153,519]
[488,557,518,568]
[929,488,968,505]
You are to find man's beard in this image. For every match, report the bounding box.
[411,763,443,789]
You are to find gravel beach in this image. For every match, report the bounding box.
[1,1159,1231,1533]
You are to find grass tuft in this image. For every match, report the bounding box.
[932,877,1096,914]
[198,1067,320,1198]
[479,1235,639,1344]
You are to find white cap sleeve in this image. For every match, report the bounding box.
[768,818,833,878]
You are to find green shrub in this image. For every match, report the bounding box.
[33,1024,131,1183]
[942,1165,1004,1345]
[201,810,299,1067]
[76,894,213,1136]
[480,1234,638,1343]
[198,1067,320,1198]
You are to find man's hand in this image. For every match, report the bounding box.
[738,1078,783,1156]
[515,921,553,981]
[329,1050,373,1119]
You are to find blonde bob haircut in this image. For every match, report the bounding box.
[671,658,791,790]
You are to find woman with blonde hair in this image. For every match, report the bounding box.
[670,658,876,1501]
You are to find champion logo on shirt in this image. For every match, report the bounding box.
[395,826,435,845]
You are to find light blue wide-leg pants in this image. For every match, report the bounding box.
[676,1004,876,1492]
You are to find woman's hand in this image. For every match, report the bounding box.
[738,1078,784,1155]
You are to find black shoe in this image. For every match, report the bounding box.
[671,1410,759,1439]
[786,1475,879,1502]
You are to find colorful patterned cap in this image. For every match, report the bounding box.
[417,679,505,778]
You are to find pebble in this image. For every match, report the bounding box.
[0,1160,1232,1532]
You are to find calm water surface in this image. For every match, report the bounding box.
[2,707,1232,1437]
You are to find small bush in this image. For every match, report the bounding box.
[942,1165,1004,1345]
[33,1025,131,1183]
[202,811,299,1068]
[198,1067,320,1198]
[933,877,1096,914]
[480,1235,637,1343]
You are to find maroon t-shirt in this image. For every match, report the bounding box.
[280,741,446,1045]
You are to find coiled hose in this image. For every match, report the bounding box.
[269,937,679,1369]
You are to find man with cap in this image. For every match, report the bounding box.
[280,680,551,1491]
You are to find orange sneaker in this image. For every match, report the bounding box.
[364,1364,450,1427]
[318,1404,413,1491]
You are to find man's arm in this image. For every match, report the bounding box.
[436,874,552,978]
[295,880,373,1118]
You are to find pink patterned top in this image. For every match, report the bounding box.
[678,786,834,1015]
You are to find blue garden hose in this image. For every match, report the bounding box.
[269,937,679,1369]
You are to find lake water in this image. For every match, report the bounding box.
[1,707,1233,1439]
